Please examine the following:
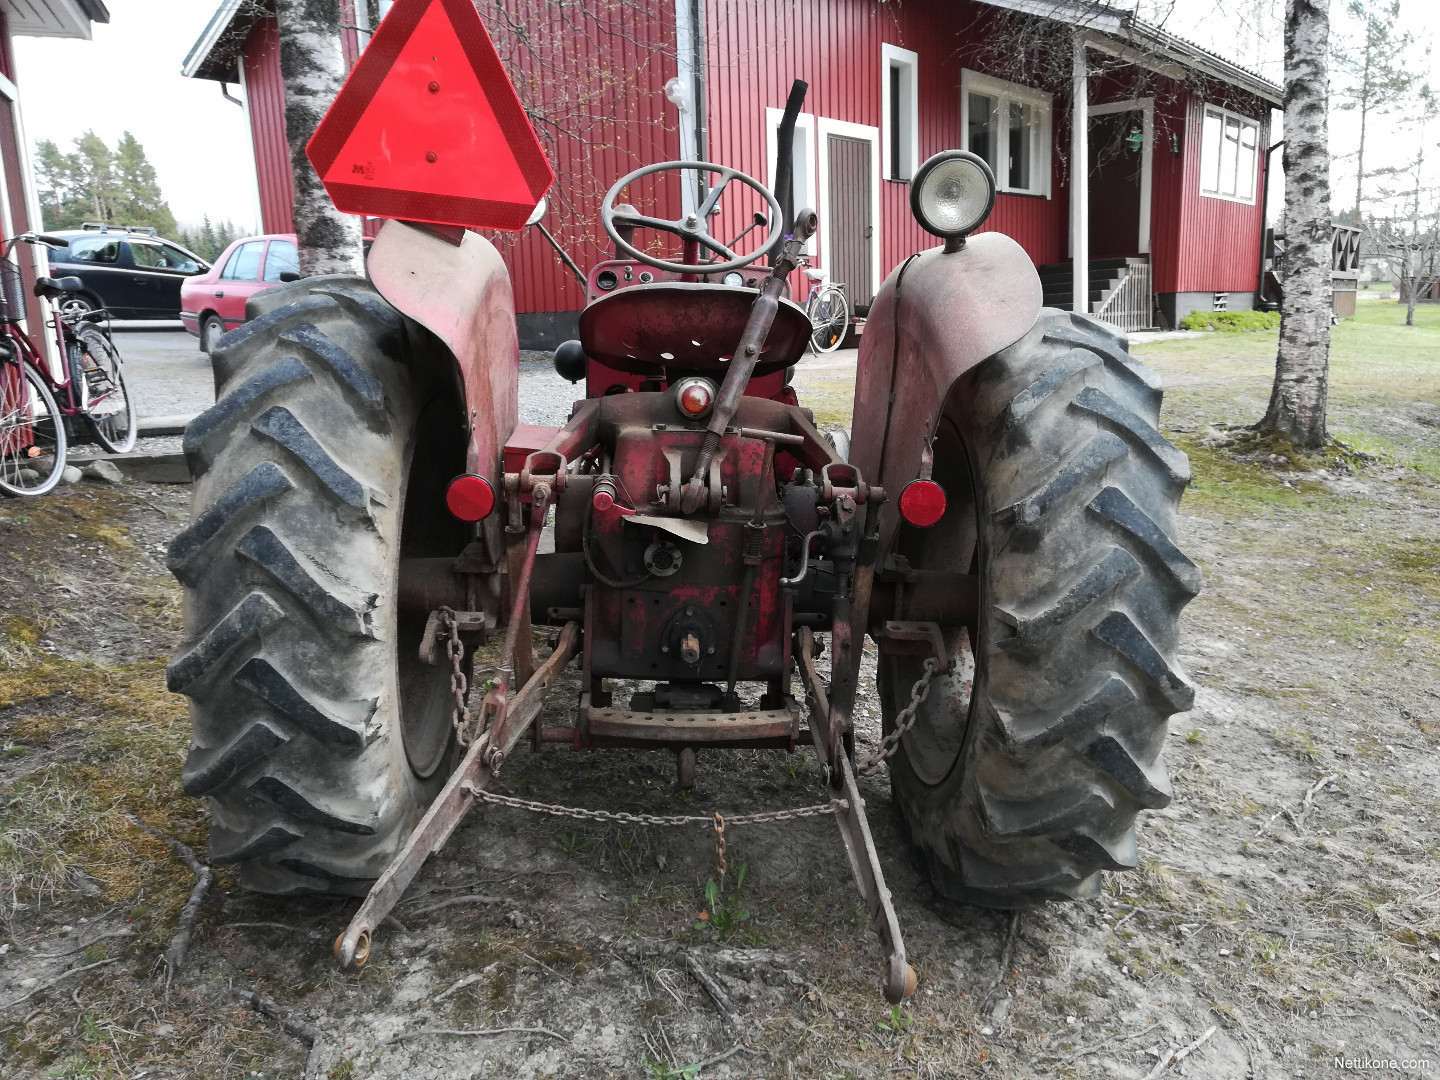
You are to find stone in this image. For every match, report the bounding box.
[82,459,124,484]
[61,465,83,485]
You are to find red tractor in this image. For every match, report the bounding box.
[166,10,1196,1004]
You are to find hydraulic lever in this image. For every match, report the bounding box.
[678,208,816,513]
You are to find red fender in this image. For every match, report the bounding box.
[849,232,1043,552]
[365,218,519,484]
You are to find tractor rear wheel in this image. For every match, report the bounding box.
[166,276,469,895]
[878,309,1200,908]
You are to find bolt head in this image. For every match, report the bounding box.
[426,151,438,163]
[428,80,440,93]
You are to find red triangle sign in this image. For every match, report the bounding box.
[307,0,553,231]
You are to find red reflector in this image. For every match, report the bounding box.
[676,379,714,417]
[446,474,495,521]
[898,479,946,528]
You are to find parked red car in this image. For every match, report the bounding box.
[180,233,298,353]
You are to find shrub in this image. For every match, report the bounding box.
[1179,309,1281,332]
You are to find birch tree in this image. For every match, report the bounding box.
[1260,0,1332,451]
[274,0,363,277]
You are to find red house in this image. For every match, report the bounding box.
[182,0,1281,344]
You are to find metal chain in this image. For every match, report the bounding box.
[469,786,846,828]
[857,656,939,776]
[439,607,471,746]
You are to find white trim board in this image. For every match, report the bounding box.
[765,108,817,255]
[816,117,882,297]
[1087,97,1153,254]
[881,43,919,182]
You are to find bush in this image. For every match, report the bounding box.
[1179,309,1281,332]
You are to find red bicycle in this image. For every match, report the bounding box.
[0,232,136,497]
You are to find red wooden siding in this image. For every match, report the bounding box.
[1173,91,1268,293]
[703,0,1066,296]
[473,0,683,316]
[243,17,296,236]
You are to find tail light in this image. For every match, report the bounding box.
[898,479,946,528]
[672,376,716,420]
[446,474,495,521]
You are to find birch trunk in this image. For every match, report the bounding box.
[274,0,363,277]
[1261,0,1332,451]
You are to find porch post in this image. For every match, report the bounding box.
[1071,33,1089,316]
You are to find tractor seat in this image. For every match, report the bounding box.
[578,281,812,377]
[33,275,84,298]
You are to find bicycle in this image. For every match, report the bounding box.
[0,232,136,497]
[802,263,850,354]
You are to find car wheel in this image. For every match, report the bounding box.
[201,313,227,355]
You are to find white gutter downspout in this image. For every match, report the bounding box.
[1071,33,1089,317]
[673,0,701,218]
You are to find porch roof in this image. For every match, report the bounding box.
[1,0,109,40]
[975,0,1284,106]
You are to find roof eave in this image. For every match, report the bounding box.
[181,0,255,82]
[1120,18,1283,105]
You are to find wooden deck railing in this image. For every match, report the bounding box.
[1094,258,1153,333]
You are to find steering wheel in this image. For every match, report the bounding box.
[601,161,785,276]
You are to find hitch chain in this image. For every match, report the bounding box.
[857,657,940,776]
[439,607,474,746]
[467,785,846,864]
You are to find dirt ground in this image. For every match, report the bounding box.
[2,300,1438,1079]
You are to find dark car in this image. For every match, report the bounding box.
[44,223,210,319]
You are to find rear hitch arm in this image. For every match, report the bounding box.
[795,627,917,1004]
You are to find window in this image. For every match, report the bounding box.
[1199,105,1258,203]
[221,241,265,281]
[131,242,201,273]
[263,240,299,282]
[69,237,119,264]
[882,44,918,182]
[960,70,1052,197]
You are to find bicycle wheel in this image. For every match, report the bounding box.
[809,285,850,353]
[0,358,68,497]
[76,325,137,453]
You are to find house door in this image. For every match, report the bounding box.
[1087,109,1146,258]
[826,134,873,309]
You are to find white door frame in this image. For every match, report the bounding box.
[1086,97,1153,255]
[816,117,882,293]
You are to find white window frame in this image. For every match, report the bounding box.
[1198,103,1260,205]
[1087,97,1154,255]
[881,43,919,182]
[766,107,817,255]
[960,68,1052,199]
[816,117,882,295]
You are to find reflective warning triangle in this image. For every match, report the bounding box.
[307,0,553,231]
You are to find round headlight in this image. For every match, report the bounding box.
[722,271,744,286]
[910,150,996,241]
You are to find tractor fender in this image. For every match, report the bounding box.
[366,218,520,483]
[849,231,1042,551]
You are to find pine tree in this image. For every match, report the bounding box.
[34,139,80,229]
[113,131,177,235]
[200,215,218,259]
[72,131,118,224]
